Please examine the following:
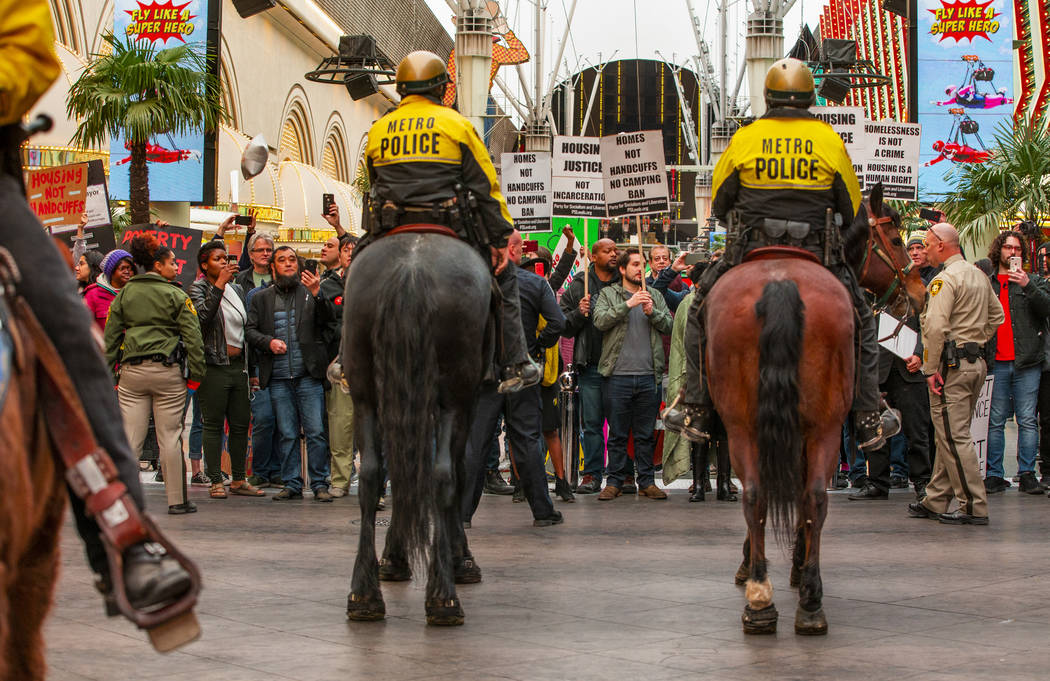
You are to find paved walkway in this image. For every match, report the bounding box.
[47,472,1050,681]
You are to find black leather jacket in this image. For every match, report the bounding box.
[188,278,250,368]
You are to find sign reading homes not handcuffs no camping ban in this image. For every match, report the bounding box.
[500,152,552,232]
[600,131,669,217]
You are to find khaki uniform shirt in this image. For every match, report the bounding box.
[920,253,1004,375]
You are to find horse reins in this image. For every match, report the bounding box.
[860,211,916,341]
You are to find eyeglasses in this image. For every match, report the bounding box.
[251,247,273,253]
[1000,244,1023,252]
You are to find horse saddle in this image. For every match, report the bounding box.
[743,245,822,265]
[385,223,460,239]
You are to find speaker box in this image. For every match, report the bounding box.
[231,0,275,19]
[882,0,908,17]
[340,35,378,59]
[345,73,380,101]
[818,76,851,104]
[822,39,857,68]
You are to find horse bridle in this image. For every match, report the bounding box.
[859,211,916,340]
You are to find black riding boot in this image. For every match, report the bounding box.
[495,266,540,393]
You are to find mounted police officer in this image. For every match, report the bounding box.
[663,57,888,451]
[356,50,540,393]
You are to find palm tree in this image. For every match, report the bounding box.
[942,116,1050,247]
[67,33,226,225]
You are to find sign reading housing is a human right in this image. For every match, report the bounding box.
[599,131,669,217]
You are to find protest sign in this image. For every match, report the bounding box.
[600,131,669,216]
[120,224,201,288]
[810,106,868,189]
[862,121,921,200]
[25,162,89,227]
[500,152,552,232]
[971,375,994,477]
[551,136,605,217]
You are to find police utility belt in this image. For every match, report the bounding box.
[377,198,458,230]
[942,340,984,370]
[748,218,822,250]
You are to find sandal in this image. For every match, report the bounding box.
[209,483,227,499]
[230,480,265,496]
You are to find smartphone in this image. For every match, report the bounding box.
[1010,256,1022,273]
[523,240,539,254]
[304,259,319,275]
[919,208,941,222]
[228,254,238,267]
[234,214,252,226]
[684,252,704,266]
[322,193,335,217]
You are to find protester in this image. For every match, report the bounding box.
[84,248,134,329]
[75,249,104,296]
[103,234,206,515]
[593,247,674,501]
[985,230,1050,495]
[559,238,620,494]
[190,240,264,499]
[319,233,357,497]
[245,246,333,502]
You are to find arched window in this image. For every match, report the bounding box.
[49,0,81,53]
[321,128,349,182]
[279,103,312,165]
[220,59,239,130]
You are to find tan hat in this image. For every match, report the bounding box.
[906,230,926,247]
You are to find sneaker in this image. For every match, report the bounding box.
[984,476,1008,494]
[272,488,303,501]
[314,488,334,502]
[483,470,515,495]
[553,477,575,503]
[622,475,638,495]
[190,472,209,485]
[575,474,601,494]
[889,476,909,489]
[246,474,271,489]
[1018,471,1043,495]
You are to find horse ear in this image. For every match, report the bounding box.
[869,183,884,215]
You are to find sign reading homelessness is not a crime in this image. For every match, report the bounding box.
[551,136,605,217]
[862,121,922,200]
[599,131,669,217]
[500,152,552,232]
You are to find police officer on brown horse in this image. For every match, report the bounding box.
[356,50,540,392]
[663,57,892,451]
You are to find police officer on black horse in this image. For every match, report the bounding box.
[354,50,540,393]
[663,57,895,451]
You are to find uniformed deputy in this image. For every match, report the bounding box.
[356,50,539,393]
[908,223,1003,525]
[0,0,192,613]
[663,57,886,450]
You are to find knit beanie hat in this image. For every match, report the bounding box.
[905,231,926,248]
[101,249,133,281]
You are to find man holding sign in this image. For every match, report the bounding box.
[663,58,886,452]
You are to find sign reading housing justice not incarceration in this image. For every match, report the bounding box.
[500,152,552,232]
[551,136,605,217]
[599,131,669,217]
[810,106,868,190]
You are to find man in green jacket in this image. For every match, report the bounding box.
[592,247,674,501]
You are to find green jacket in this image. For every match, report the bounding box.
[103,273,206,382]
[660,290,695,484]
[592,282,674,378]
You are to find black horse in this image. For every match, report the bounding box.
[342,231,491,626]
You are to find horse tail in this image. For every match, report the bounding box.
[372,261,439,568]
[755,279,804,543]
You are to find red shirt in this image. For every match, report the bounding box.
[995,274,1015,361]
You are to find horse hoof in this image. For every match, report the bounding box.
[734,563,750,586]
[425,599,465,626]
[794,606,828,635]
[378,558,412,582]
[454,558,483,584]
[346,592,386,621]
[789,565,801,588]
[742,604,778,635]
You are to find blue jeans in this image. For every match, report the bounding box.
[578,365,607,478]
[988,360,1041,477]
[250,385,281,481]
[889,434,908,479]
[270,376,330,493]
[603,374,660,489]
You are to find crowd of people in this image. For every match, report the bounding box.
[67,203,1050,527]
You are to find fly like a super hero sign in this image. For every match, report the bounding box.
[110,0,217,204]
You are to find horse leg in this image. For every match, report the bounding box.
[741,478,777,634]
[789,523,806,588]
[795,438,833,635]
[347,405,385,621]
[426,408,464,626]
[734,534,750,586]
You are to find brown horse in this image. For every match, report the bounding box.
[0,251,68,681]
[705,184,924,636]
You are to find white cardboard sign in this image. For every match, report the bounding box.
[500,151,552,232]
[861,121,922,200]
[600,131,669,217]
[552,136,605,218]
[810,106,868,190]
[971,375,994,478]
